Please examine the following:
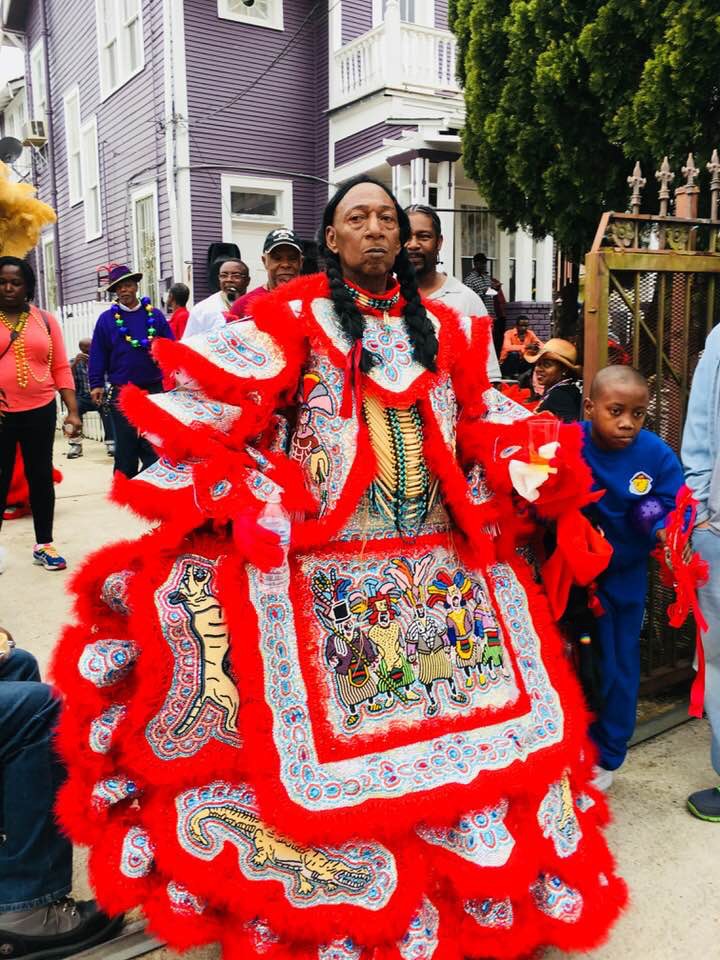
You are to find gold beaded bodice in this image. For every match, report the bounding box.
[362,391,439,539]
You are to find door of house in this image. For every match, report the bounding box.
[132,187,159,302]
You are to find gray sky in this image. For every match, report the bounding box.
[0,45,24,86]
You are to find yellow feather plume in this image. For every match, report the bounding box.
[0,162,56,258]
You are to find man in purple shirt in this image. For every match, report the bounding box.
[89,265,173,478]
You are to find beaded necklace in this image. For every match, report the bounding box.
[344,281,401,316]
[0,308,53,389]
[114,296,157,349]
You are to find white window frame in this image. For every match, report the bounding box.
[63,85,82,207]
[374,0,434,27]
[130,181,161,302]
[80,115,102,242]
[95,0,145,101]
[218,0,284,32]
[221,173,293,240]
[29,39,47,123]
[41,230,58,313]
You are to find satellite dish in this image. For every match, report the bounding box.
[0,137,23,164]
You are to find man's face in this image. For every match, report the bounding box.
[406,212,441,279]
[474,257,488,273]
[325,183,402,288]
[114,279,139,307]
[262,245,302,290]
[79,339,91,355]
[218,261,250,299]
[516,318,529,336]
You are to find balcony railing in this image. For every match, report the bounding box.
[332,16,460,109]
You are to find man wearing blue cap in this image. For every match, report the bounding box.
[89,265,174,478]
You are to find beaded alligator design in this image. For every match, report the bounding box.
[186,804,373,897]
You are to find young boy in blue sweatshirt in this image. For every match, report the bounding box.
[581,366,684,790]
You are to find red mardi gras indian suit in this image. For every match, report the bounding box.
[51,274,626,960]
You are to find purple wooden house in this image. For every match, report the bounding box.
[1,0,553,320]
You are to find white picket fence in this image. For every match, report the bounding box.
[55,300,107,442]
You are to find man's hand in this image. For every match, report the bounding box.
[90,387,105,406]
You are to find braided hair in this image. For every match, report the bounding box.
[320,176,438,372]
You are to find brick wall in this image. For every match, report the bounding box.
[503,301,554,341]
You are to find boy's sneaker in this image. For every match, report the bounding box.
[687,786,720,822]
[67,444,83,459]
[106,442,115,457]
[590,765,614,792]
[32,545,67,571]
[0,897,123,960]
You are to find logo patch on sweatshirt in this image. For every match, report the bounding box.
[629,471,653,495]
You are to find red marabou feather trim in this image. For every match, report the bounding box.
[219,547,605,853]
[50,274,626,958]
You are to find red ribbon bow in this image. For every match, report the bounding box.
[340,339,364,419]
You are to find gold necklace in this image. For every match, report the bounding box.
[0,309,53,388]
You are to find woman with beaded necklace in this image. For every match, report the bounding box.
[52,177,625,959]
[0,256,80,571]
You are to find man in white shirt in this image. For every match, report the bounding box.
[406,205,501,381]
[182,259,250,340]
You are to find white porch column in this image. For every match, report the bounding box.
[329,0,342,51]
[514,227,534,301]
[535,236,554,301]
[436,159,455,274]
[409,156,429,204]
[383,0,403,87]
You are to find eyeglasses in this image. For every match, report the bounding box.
[219,272,248,280]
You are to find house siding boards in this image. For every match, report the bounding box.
[21,0,172,305]
[435,0,449,30]
[183,1,326,298]
[341,1,373,44]
[334,121,414,168]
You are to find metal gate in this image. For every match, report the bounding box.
[583,156,720,697]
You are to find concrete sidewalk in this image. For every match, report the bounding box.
[2,440,718,960]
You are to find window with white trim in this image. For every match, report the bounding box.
[131,183,160,302]
[218,0,284,31]
[96,0,145,99]
[29,40,47,123]
[80,116,102,241]
[41,231,58,313]
[376,0,434,26]
[63,87,82,206]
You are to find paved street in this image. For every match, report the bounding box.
[2,439,718,959]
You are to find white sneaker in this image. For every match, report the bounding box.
[591,765,614,792]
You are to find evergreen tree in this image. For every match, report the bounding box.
[450,0,720,259]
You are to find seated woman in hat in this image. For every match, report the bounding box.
[528,338,583,422]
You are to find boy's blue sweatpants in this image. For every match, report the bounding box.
[590,565,648,771]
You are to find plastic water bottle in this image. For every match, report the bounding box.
[257,493,290,589]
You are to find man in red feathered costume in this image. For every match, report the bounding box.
[50,177,626,960]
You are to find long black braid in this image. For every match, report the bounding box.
[320,176,438,372]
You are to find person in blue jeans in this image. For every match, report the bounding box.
[0,628,122,957]
[682,322,720,821]
[581,366,684,791]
